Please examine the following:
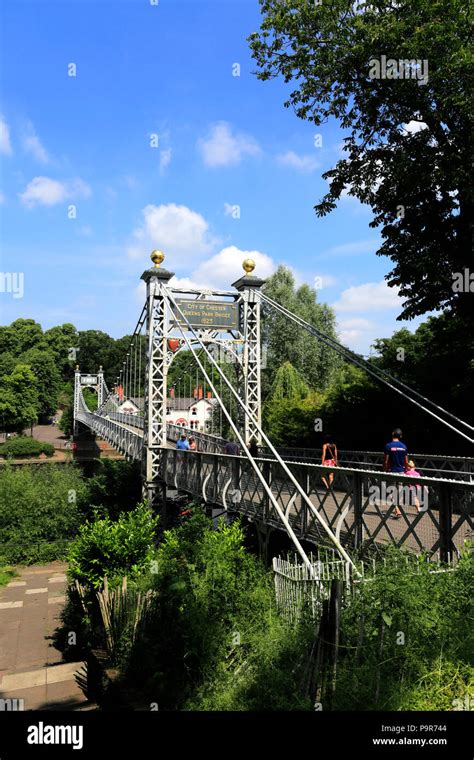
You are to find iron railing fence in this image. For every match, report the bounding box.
[75,411,474,561]
[161,449,473,563]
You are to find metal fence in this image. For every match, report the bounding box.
[162,449,473,562]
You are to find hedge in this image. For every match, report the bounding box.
[0,437,55,459]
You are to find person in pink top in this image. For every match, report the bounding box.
[404,459,426,513]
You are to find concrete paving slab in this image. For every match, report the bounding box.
[0,562,91,711]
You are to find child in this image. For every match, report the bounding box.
[404,459,426,513]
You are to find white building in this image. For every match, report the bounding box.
[166,396,217,432]
[117,398,140,415]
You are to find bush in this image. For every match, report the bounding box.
[67,502,159,590]
[0,464,88,564]
[85,460,142,520]
[0,436,54,458]
[333,545,474,710]
[117,508,314,710]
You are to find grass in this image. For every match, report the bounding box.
[0,565,17,587]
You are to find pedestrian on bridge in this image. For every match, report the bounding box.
[321,434,338,489]
[248,439,259,458]
[225,440,240,456]
[384,428,408,518]
[189,436,197,451]
[176,433,190,451]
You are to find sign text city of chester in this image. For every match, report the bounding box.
[171,299,239,330]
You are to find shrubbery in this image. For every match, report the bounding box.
[333,545,474,710]
[0,437,54,458]
[110,509,315,710]
[67,502,159,590]
[0,464,88,564]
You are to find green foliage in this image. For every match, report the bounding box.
[67,502,159,590]
[59,400,74,437]
[262,266,341,393]
[43,323,78,379]
[333,546,474,710]
[309,311,474,453]
[0,437,54,459]
[0,319,44,356]
[263,362,324,445]
[0,566,16,588]
[85,459,142,520]
[0,364,39,433]
[250,0,473,325]
[82,387,98,412]
[19,347,62,420]
[266,360,309,402]
[115,509,314,710]
[0,464,88,564]
[265,392,323,447]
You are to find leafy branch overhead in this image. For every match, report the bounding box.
[249,0,473,322]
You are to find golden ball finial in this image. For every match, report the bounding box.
[151,250,165,268]
[242,258,255,274]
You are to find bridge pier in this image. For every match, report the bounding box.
[143,477,169,526]
[255,520,274,565]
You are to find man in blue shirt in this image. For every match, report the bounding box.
[384,428,408,473]
[176,434,189,451]
[383,428,408,518]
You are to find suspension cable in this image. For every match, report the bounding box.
[260,293,474,444]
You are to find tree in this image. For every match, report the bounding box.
[0,319,44,356]
[266,361,310,403]
[0,364,39,433]
[264,361,323,445]
[20,348,62,421]
[44,323,79,379]
[249,0,473,323]
[76,330,116,381]
[262,266,341,392]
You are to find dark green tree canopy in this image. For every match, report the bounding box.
[249,0,473,323]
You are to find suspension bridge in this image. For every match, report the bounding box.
[73,251,474,573]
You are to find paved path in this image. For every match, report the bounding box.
[0,562,94,711]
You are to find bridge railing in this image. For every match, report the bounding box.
[75,409,143,460]
[108,411,144,429]
[166,423,226,453]
[261,447,474,482]
[161,449,473,562]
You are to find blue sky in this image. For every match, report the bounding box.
[0,0,423,353]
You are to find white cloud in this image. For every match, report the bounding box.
[401,119,428,134]
[0,116,12,155]
[127,203,218,265]
[276,150,319,173]
[19,176,91,207]
[197,122,261,167]
[338,317,375,331]
[332,281,401,312]
[193,246,274,290]
[317,238,381,259]
[159,148,172,173]
[22,123,50,163]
